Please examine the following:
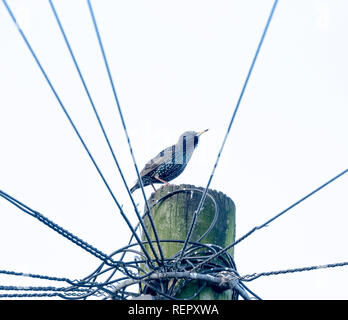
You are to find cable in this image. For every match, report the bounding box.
[86,0,165,264]
[1,0,152,262]
[48,0,162,268]
[180,0,279,261]
[0,270,74,284]
[191,167,348,271]
[241,261,348,282]
[0,189,120,267]
[0,185,240,299]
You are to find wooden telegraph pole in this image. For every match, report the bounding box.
[142,184,236,300]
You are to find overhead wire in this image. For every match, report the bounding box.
[241,261,348,282]
[1,0,152,263]
[85,0,165,264]
[48,0,161,267]
[0,189,121,267]
[191,167,348,271]
[2,0,348,301]
[180,0,279,261]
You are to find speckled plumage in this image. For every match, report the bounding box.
[130,130,208,193]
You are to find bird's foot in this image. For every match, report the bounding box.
[154,175,170,185]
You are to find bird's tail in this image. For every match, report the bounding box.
[130,183,138,193]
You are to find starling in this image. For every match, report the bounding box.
[130,130,208,193]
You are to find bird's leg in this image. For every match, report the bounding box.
[151,183,157,192]
[154,175,170,185]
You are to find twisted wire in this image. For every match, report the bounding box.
[0,270,73,284]
[0,293,60,298]
[48,0,162,267]
[0,189,120,267]
[0,182,244,299]
[241,261,348,282]
[191,167,348,271]
[1,0,153,263]
[0,186,244,300]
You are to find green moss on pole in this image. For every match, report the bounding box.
[142,184,236,300]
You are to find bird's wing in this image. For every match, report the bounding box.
[140,145,173,177]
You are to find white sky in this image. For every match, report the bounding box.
[0,0,347,299]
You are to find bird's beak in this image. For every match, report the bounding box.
[197,129,209,136]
